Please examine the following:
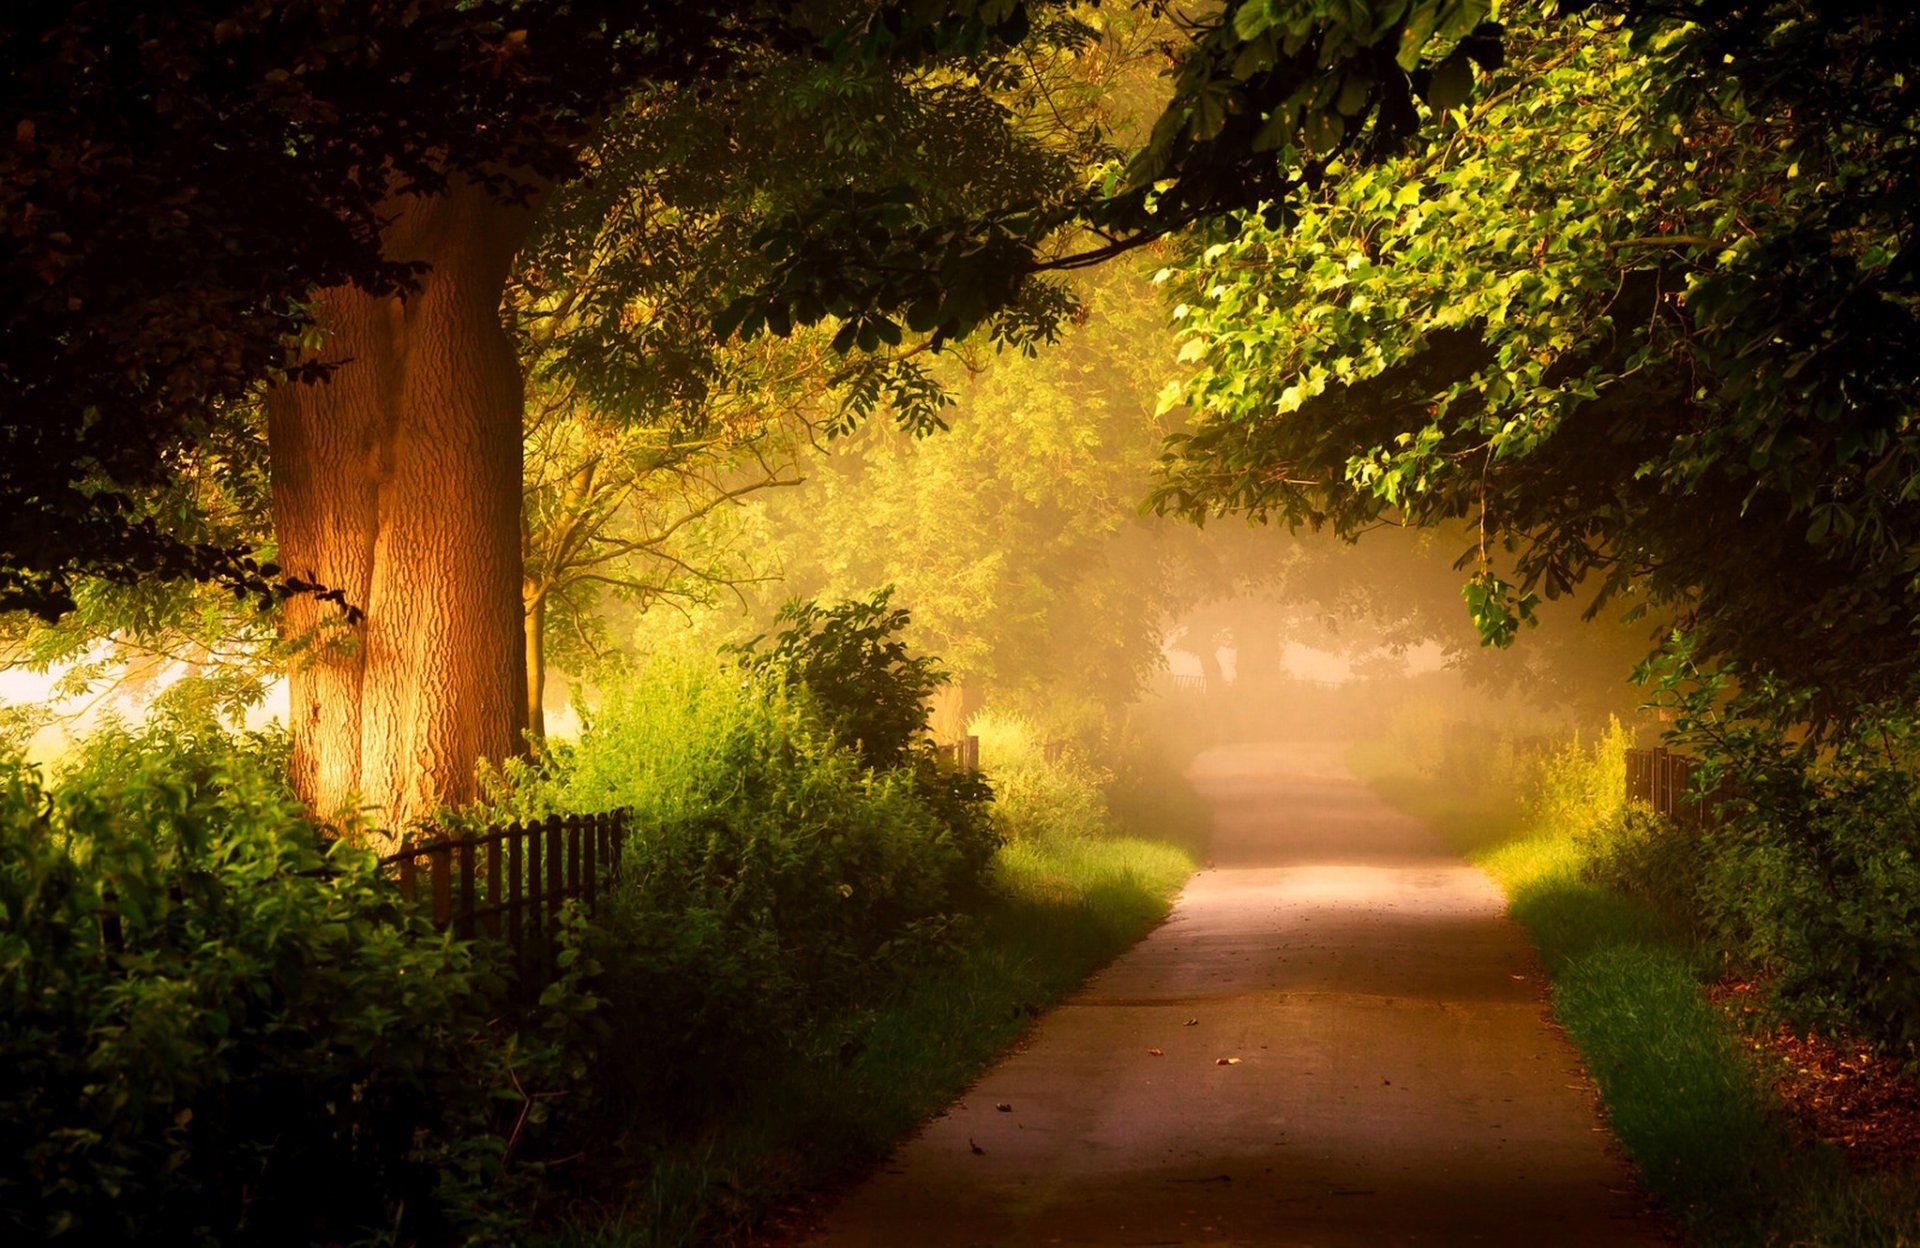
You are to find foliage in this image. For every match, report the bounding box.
[733,590,946,772]
[725,0,1513,348]
[1155,2,1920,720]
[538,637,998,1119]
[0,713,596,1245]
[1579,807,1708,942]
[509,16,1139,710]
[1646,655,1920,1061]
[1523,717,1632,846]
[715,259,1202,728]
[970,710,1116,843]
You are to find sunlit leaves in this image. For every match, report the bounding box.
[1153,0,1920,708]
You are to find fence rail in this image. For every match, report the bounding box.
[379,810,629,955]
[1625,747,1728,826]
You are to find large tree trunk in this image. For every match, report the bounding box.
[267,179,536,842]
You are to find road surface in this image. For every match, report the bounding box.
[801,740,1668,1247]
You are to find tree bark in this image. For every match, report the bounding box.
[267,179,536,841]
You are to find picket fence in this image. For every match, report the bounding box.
[380,736,989,957]
[1624,747,1729,826]
[379,811,630,953]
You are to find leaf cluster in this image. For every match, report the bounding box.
[0,0,808,616]
[734,588,948,773]
[1154,2,1920,717]
[0,713,595,1244]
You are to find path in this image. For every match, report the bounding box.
[802,741,1668,1247]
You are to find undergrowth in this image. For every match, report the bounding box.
[3,595,1201,1245]
[541,709,1197,1247]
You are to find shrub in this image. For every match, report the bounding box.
[1697,740,1920,1059]
[1522,716,1632,843]
[1579,807,1709,940]
[0,714,587,1246]
[549,632,998,1118]
[1648,656,1920,1061]
[969,710,1114,843]
[731,589,943,771]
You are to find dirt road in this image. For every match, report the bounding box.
[802,741,1668,1247]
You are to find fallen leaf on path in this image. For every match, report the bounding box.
[995,1102,1013,1112]
[1148,1048,1164,1056]
[1185,1018,1199,1026]
[1216,1057,1242,1065]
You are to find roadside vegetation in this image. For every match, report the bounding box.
[1352,705,1920,1246]
[1,596,1199,1246]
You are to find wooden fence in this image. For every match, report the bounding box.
[1625,747,1728,826]
[934,734,980,770]
[379,810,630,951]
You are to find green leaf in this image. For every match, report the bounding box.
[1232,2,1273,41]
[1397,1,1440,71]
[1425,52,1473,113]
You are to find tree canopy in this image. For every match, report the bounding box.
[1152,0,1919,722]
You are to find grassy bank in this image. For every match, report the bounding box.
[1349,737,1920,1247]
[548,832,1194,1248]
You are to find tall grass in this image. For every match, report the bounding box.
[1351,715,1920,1246]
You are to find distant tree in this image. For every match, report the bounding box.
[720,260,1200,737]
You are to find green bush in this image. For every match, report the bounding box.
[548,627,998,1119]
[1521,717,1631,843]
[1579,807,1709,940]
[0,714,591,1246]
[969,711,1113,843]
[731,589,943,771]
[1648,658,1920,1062]
[1698,755,1920,1059]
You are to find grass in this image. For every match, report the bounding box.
[541,832,1195,1248]
[1348,740,1920,1246]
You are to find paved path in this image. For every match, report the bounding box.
[803,741,1669,1247]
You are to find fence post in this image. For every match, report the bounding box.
[526,820,542,942]
[582,813,597,909]
[565,813,582,907]
[546,813,564,929]
[429,843,452,929]
[455,838,476,941]
[508,824,525,947]
[485,834,502,940]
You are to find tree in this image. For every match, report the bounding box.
[0,0,1604,828]
[0,0,741,617]
[708,259,1200,738]
[1152,1,1920,726]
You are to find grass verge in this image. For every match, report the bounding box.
[543,833,1194,1248]
[1347,740,1920,1247]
